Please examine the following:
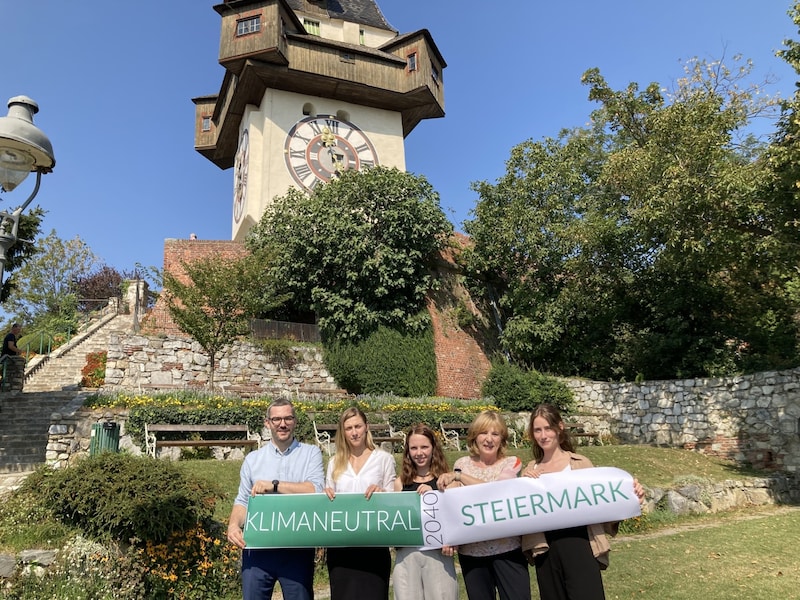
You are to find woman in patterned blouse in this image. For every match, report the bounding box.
[438,410,531,600]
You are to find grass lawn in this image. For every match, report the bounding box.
[2,445,794,599]
[175,444,795,599]
[604,506,800,599]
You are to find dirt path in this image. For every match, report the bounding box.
[612,504,800,543]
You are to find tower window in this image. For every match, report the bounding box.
[359,28,365,45]
[431,62,440,85]
[304,19,321,36]
[408,53,417,72]
[201,116,211,132]
[236,15,261,36]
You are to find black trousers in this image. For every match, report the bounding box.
[534,526,605,600]
[458,548,531,600]
[326,546,391,600]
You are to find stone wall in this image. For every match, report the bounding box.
[99,322,800,472]
[46,404,260,470]
[1,356,26,391]
[102,333,343,395]
[568,368,800,472]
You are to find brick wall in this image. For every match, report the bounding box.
[141,238,248,336]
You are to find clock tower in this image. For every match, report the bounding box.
[193,0,446,242]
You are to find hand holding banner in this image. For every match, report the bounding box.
[244,467,640,549]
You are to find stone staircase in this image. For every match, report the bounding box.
[0,313,129,481]
[24,313,127,392]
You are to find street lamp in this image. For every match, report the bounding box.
[0,95,55,284]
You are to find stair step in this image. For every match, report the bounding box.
[1,314,124,473]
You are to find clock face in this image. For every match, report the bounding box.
[284,115,379,191]
[233,128,249,223]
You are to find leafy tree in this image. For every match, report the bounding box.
[75,265,124,312]
[161,250,287,387]
[465,54,800,380]
[0,205,45,303]
[4,229,98,335]
[247,166,453,342]
[767,3,800,313]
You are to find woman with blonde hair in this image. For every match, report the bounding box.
[324,406,396,600]
[438,410,530,600]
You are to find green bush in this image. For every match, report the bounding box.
[20,453,224,544]
[481,360,574,413]
[324,325,437,396]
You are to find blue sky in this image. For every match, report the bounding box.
[2,1,798,276]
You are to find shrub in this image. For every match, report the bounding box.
[124,522,240,599]
[81,350,107,388]
[21,453,224,544]
[482,360,574,413]
[324,324,437,396]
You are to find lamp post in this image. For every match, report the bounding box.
[0,96,55,284]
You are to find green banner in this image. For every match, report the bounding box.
[244,492,424,548]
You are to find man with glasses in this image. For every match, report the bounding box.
[227,398,324,600]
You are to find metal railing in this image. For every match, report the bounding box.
[250,318,320,343]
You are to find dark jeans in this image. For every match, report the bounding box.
[241,547,315,600]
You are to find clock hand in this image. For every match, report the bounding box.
[320,126,345,174]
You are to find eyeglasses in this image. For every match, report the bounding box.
[269,416,296,425]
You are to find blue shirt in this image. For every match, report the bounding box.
[234,438,324,507]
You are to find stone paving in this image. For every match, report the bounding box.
[0,470,35,497]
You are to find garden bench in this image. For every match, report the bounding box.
[312,421,405,456]
[440,422,472,451]
[144,423,261,458]
[565,422,602,445]
[440,421,518,451]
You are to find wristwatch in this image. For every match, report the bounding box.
[454,469,462,482]
[272,479,279,494]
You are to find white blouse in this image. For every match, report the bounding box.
[325,448,397,493]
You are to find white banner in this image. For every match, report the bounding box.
[417,467,640,548]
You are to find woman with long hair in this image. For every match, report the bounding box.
[324,406,397,600]
[392,423,458,600]
[521,403,644,600]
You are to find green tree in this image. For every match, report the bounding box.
[247,166,453,342]
[465,54,799,380]
[767,3,800,313]
[0,205,45,303]
[161,250,287,387]
[4,229,98,337]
